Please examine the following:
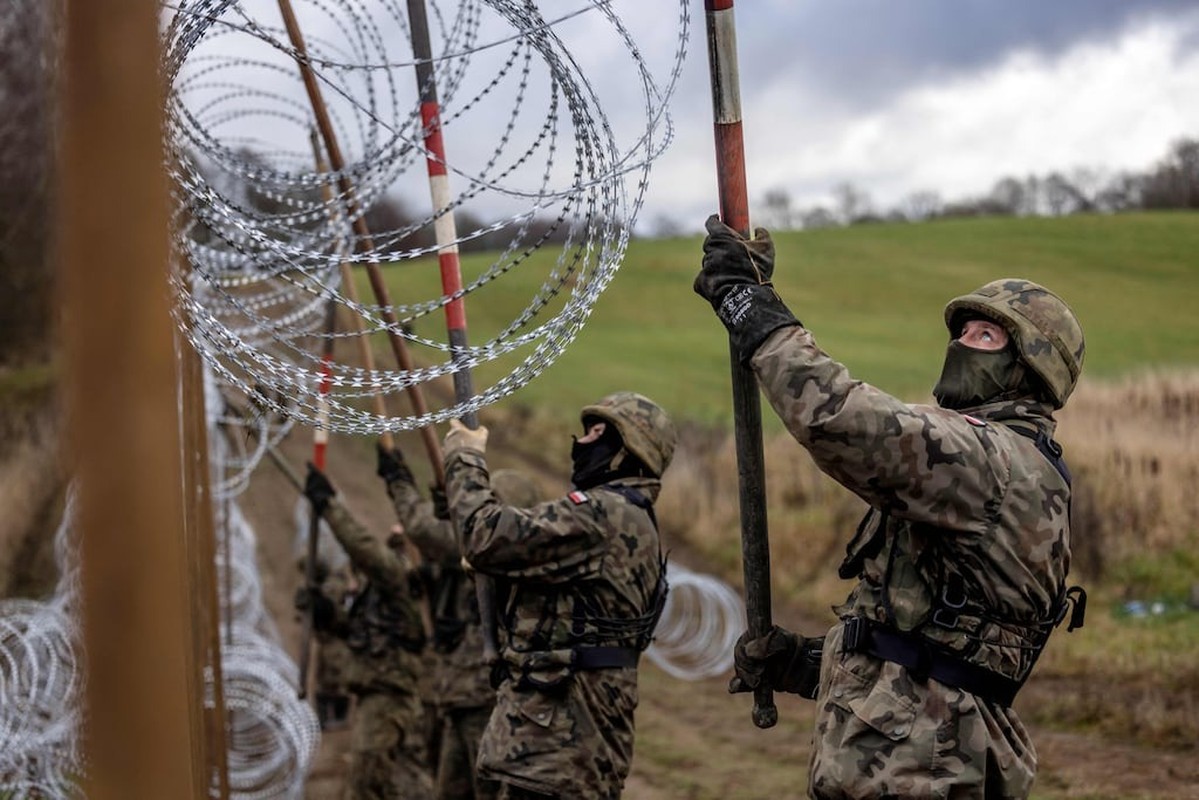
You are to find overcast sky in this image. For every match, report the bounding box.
[180,1,1199,236]
[644,0,1199,232]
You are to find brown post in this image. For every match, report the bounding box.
[276,0,445,483]
[181,343,232,797]
[61,0,207,796]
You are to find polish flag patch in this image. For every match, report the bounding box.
[963,414,987,427]
[568,490,590,505]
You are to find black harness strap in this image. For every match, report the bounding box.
[572,645,640,670]
[842,616,1023,706]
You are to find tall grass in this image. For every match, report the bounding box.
[1059,372,1199,582]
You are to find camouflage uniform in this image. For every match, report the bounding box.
[696,222,1087,800]
[386,476,506,800]
[321,498,435,800]
[442,394,674,799]
[315,565,355,730]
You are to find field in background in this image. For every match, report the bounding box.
[375,211,1199,423]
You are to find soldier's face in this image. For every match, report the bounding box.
[958,319,1009,351]
[577,420,607,444]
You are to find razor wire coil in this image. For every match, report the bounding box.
[164,0,690,433]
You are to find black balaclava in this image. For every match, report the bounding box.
[932,341,1024,410]
[570,418,647,490]
[933,312,1046,410]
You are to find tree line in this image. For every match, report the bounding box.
[755,136,1199,231]
[646,136,1199,238]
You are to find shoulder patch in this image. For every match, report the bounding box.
[567,490,590,505]
[962,414,988,427]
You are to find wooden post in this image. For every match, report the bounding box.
[61,0,208,795]
[276,0,445,482]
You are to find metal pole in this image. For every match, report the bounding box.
[62,0,208,793]
[702,0,777,729]
[298,299,336,700]
[276,0,446,484]
[404,0,498,665]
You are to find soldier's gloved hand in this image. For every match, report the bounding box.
[729,625,823,698]
[294,587,336,632]
[376,442,414,486]
[304,463,336,516]
[444,418,489,457]
[430,484,450,521]
[693,214,800,364]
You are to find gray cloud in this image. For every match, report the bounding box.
[737,0,1199,108]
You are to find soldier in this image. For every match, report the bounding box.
[377,444,542,800]
[693,214,1088,799]
[295,556,355,731]
[441,393,675,800]
[303,464,435,800]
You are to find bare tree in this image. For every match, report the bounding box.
[1068,166,1104,212]
[989,178,1026,216]
[800,206,837,229]
[830,182,873,225]
[1142,137,1199,209]
[646,213,685,239]
[1043,172,1081,216]
[758,187,796,230]
[902,190,943,221]
[1094,171,1141,213]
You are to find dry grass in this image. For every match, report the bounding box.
[0,366,65,599]
[1057,372,1199,581]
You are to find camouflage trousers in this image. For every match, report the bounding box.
[346,691,435,800]
[495,785,555,800]
[808,621,1037,800]
[435,705,499,800]
[423,700,443,778]
[476,669,638,799]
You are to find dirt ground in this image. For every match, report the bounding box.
[240,430,1199,800]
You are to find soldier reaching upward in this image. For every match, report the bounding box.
[694,214,1087,799]
[302,465,435,800]
[441,393,675,800]
[377,442,542,800]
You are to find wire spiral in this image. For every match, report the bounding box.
[164,0,690,433]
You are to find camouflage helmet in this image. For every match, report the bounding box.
[943,278,1085,408]
[579,392,677,477]
[492,469,542,508]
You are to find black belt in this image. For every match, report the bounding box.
[842,617,1022,707]
[572,645,639,670]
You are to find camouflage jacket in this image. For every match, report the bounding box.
[752,325,1074,799]
[387,476,494,710]
[445,445,664,800]
[323,499,426,696]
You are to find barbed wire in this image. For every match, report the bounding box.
[646,562,743,681]
[164,0,690,433]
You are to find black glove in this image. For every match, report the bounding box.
[294,586,336,632]
[376,442,415,486]
[729,625,824,700]
[430,484,450,521]
[304,463,336,516]
[694,214,800,363]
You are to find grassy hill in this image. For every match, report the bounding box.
[376,211,1199,426]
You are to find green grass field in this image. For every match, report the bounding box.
[370,212,1199,426]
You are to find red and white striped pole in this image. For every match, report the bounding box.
[405,0,501,664]
[703,0,777,729]
[298,300,336,699]
[406,0,477,430]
